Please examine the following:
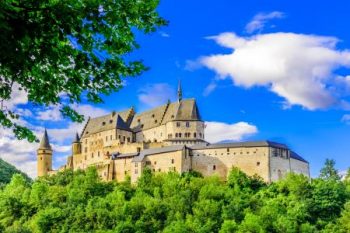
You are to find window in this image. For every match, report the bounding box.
[135,163,138,167]
[176,122,180,127]
[194,133,197,138]
[175,133,178,137]
[213,165,216,170]
[155,120,158,123]
[98,151,100,157]
[257,162,260,166]
[199,133,202,138]
[154,161,157,165]
[110,135,112,140]
[171,115,174,119]
[227,148,230,152]
[85,155,87,160]
[84,147,87,153]
[102,122,106,126]
[152,114,155,118]
[178,133,182,138]
[127,137,130,142]
[171,159,175,164]
[137,147,141,152]
[135,169,138,174]
[168,134,173,139]
[186,122,190,127]
[146,161,151,165]
[109,120,113,124]
[137,119,141,123]
[123,136,126,141]
[106,136,108,141]
[158,168,161,172]
[91,153,94,158]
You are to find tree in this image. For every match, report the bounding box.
[0,0,167,141]
[319,159,341,181]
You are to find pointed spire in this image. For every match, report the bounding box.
[39,129,51,149]
[74,132,80,143]
[177,80,182,102]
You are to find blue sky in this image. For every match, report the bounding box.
[1,0,350,178]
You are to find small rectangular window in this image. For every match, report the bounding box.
[171,159,175,164]
[186,122,190,127]
[176,122,180,127]
[213,165,216,170]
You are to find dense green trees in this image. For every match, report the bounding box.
[0,160,349,232]
[0,0,166,141]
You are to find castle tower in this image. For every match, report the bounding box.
[37,129,52,177]
[72,132,81,155]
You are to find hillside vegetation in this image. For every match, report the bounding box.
[0,158,31,185]
[0,160,349,233]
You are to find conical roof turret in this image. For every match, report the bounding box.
[39,129,51,149]
[74,132,80,143]
[177,80,182,102]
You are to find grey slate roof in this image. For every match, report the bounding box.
[132,145,185,162]
[190,140,289,150]
[39,129,51,149]
[81,108,133,138]
[290,151,308,163]
[130,98,202,132]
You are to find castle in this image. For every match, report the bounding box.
[37,83,310,182]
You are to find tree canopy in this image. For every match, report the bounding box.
[0,0,167,141]
[0,159,349,232]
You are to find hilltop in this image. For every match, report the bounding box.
[0,158,31,185]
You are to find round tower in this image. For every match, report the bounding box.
[72,132,81,155]
[37,129,52,177]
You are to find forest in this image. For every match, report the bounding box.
[0,160,349,233]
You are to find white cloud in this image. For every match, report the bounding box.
[2,83,28,111]
[71,103,109,118]
[341,114,350,124]
[160,31,170,38]
[200,32,350,110]
[203,82,217,96]
[205,121,258,143]
[36,106,62,121]
[138,83,176,108]
[0,128,38,178]
[245,11,285,34]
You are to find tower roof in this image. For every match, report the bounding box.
[74,132,80,143]
[39,129,51,149]
[177,80,182,102]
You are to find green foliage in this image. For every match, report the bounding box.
[0,0,167,141]
[0,162,350,232]
[0,158,31,186]
[319,158,341,181]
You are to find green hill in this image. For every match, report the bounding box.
[0,158,31,185]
